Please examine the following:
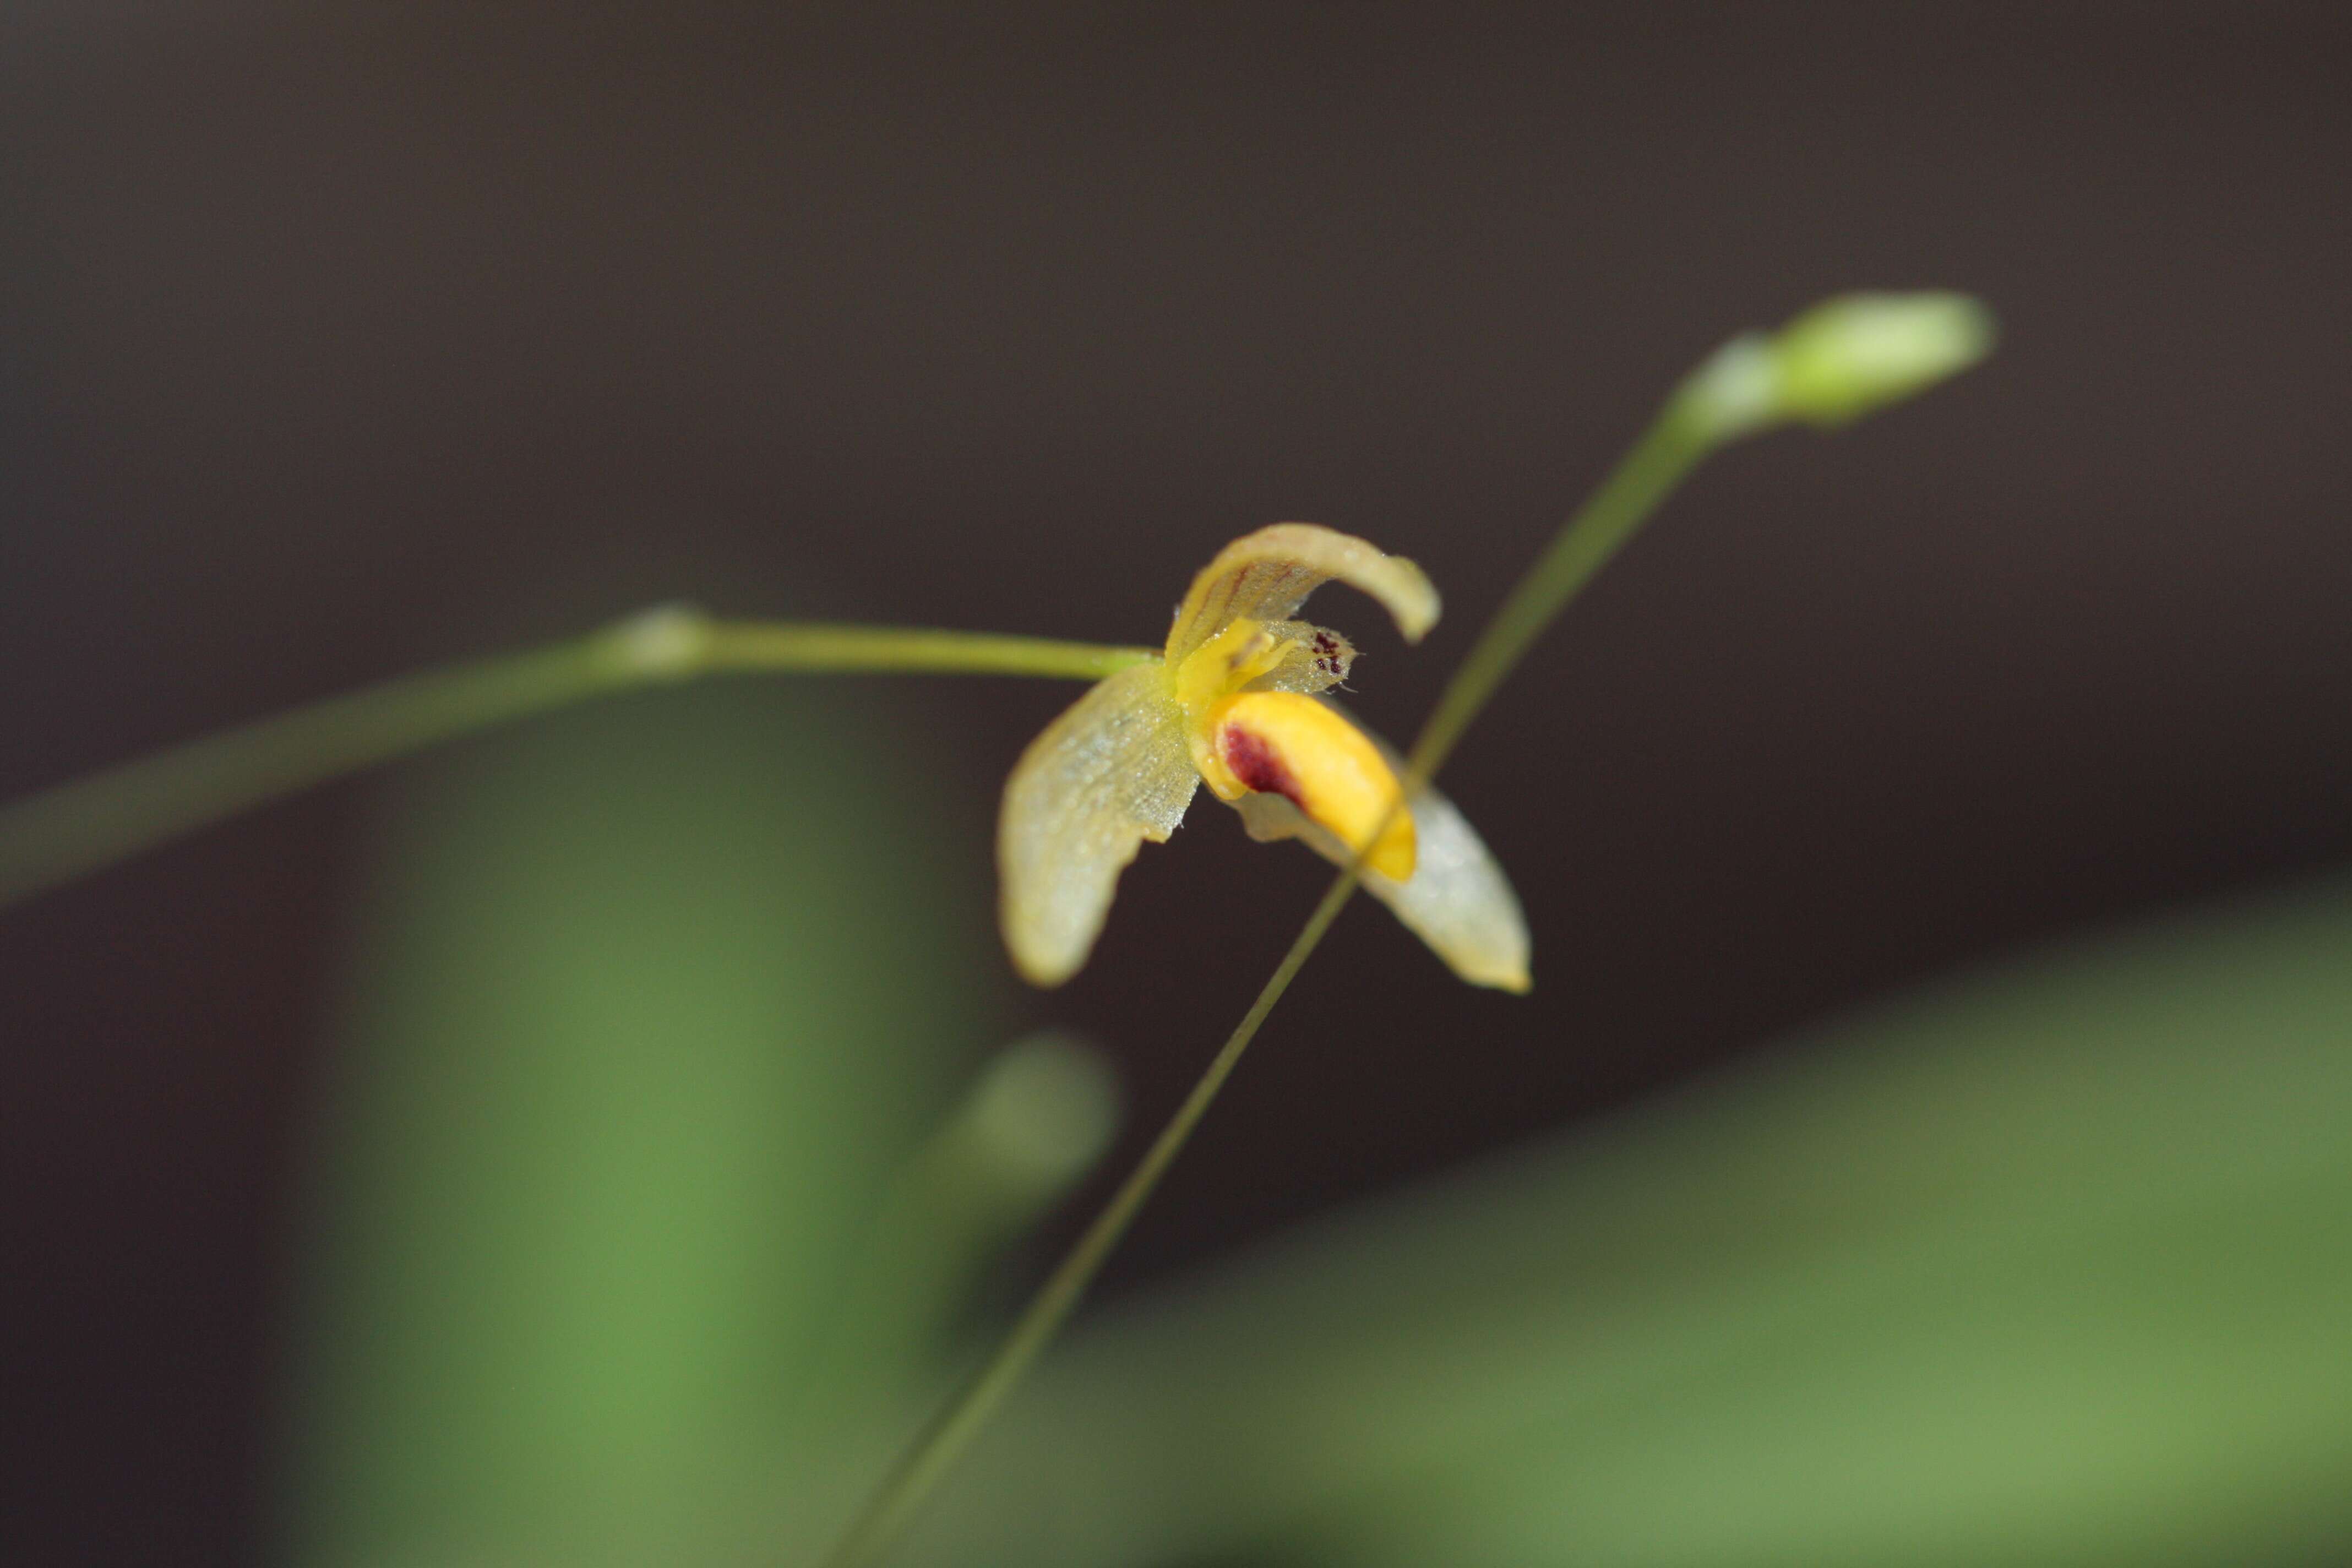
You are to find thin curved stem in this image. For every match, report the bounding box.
[816,399,1728,1568]
[0,607,1153,910]
[1406,403,1713,784]
[815,868,1363,1568]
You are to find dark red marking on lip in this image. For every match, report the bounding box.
[1222,723,1304,807]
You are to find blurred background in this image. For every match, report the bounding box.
[6,4,2352,1565]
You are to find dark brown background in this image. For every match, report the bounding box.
[5,4,2349,1561]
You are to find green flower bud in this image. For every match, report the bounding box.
[1675,291,1994,443]
[1769,291,1995,427]
[962,1031,1120,1195]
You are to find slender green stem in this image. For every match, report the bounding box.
[1407,403,1714,784]
[816,398,1733,1568]
[698,622,1154,683]
[0,607,1153,910]
[815,871,1362,1568]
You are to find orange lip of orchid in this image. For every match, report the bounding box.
[997,522,1530,993]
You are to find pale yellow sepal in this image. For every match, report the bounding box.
[1164,523,1439,664]
[997,661,1196,987]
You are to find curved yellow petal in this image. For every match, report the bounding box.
[1196,691,1415,881]
[1164,524,1439,665]
[997,661,1197,987]
[1232,714,1530,993]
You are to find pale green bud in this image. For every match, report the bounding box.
[1768,291,1995,427]
[1676,291,1994,442]
[962,1031,1120,1195]
[599,601,715,679]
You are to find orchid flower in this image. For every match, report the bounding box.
[998,524,1531,992]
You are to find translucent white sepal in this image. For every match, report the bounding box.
[998,662,1197,987]
[1233,725,1531,993]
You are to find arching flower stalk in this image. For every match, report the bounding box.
[998,522,1531,992]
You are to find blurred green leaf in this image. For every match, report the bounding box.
[914,878,2352,1567]
[282,682,995,1567]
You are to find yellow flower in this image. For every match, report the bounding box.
[998,524,1531,992]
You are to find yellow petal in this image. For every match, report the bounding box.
[997,661,1197,987]
[1232,714,1530,993]
[1197,690,1416,881]
[1164,524,1439,665]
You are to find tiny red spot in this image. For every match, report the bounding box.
[1222,724,1304,806]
